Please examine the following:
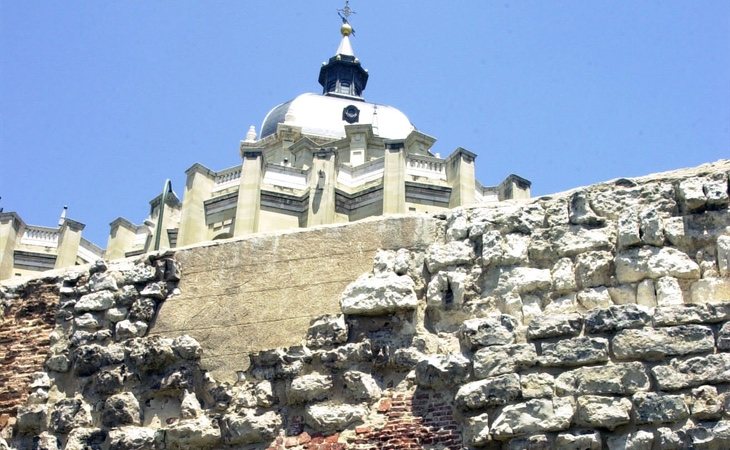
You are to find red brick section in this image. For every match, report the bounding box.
[268,389,462,450]
[0,281,58,424]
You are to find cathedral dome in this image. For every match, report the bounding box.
[260,93,414,140]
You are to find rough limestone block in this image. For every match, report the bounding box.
[425,240,475,272]
[497,267,552,294]
[704,177,730,208]
[690,385,723,420]
[575,395,632,430]
[64,428,107,450]
[455,374,521,410]
[74,291,116,312]
[304,403,367,434]
[652,353,730,391]
[653,303,730,326]
[575,251,613,288]
[636,279,657,307]
[612,325,714,360]
[632,392,689,425]
[221,411,282,446]
[569,191,605,226]
[617,210,641,249]
[287,372,333,404]
[415,354,470,389]
[506,434,551,450]
[426,268,473,309]
[584,304,651,334]
[490,397,575,439]
[306,314,348,349]
[607,430,654,450]
[615,246,701,283]
[576,287,612,310]
[678,177,708,213]
[608,284,637,305]
[639,208,665,246]
[656,276,684,306]
[686,420,730,449]
[473,344,537,379]
[446,209,469,241]
[555,431,601,450]
[551,258,577,293]
[718,322,730,350]
[539,337,609,367]
[526,314,583,340]
[555,362,650,395]
[482,230,504,267]
[165,416,222,449]
[459,315,518,350]
[102,392,141,427]
[501,233,530,265]
[88,272,119,292]
[339,272,417,315]
[463,413,490,447]
[343,370,381,402]
[544,293,579,315]
[108,426,162,450]
[551,225,615,257]
[521,373,555,399]
[690,278,730,304]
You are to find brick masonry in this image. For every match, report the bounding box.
[0,281,58,424]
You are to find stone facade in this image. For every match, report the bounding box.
[0,212,103,281]
[0,160,728,449]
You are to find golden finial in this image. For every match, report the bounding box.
[337,1,356,36]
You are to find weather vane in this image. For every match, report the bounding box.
[337,1,355,22]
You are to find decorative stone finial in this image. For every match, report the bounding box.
[245,125,257,143]
[58,205,68,226]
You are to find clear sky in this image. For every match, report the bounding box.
[1,1,728,246]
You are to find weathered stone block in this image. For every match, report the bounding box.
[491,397,575,439]
[306,314,348,348]
[575,395,632,430]
[555,362,649,395]
[633,392,689,425]
[165,416,222,449]
[415,353,470,389]
[656,276,685,305]
[521,373,554,399]
[555,431,601,450]
[606,430,654,450]
[287,372,333,404]
[612,325,714,360]
[343,370,381,402]
[459,315,518,350]
[304,403,367,434]
[463,413,490,447]
[719,235,730,277]
[539,337,609,367]
[584,304,651,334]
[526,313,582,340]
[497,267,552,294]
[550,225,614,257]
[691,278,730,304]
[551,258,577,293]
[74,290,116,312]
[576,287,612,310]
[108,426,163,450]
[575,251,613,288]
[640,207,665,246]
[473,344,537,379]
[615,246,700,283]
[102,392,141,427]
[426,240,475,272]
[617,210,641,249]
[652,353,730,390]
[221,411,281,446]
[455,374,521,410]
[340,272,418,315]
[690,385,723,420]
[718,322,730,350]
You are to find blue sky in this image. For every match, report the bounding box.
[1,1,728,246]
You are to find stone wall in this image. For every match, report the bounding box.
[0,160,728,449]
[0,281,58,421]
[151,215,441,382]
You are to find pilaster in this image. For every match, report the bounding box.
[0,213,25,280]
[106,218,137,260]
[55,219,85,269]
[178,163,216,246]
[446,147,477,208]
[306,148,337,226]
[233,150,264,236]
[383,141,406,214]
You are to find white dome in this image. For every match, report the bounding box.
[260,93,415,141]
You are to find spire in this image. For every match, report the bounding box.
[318,1,368,99]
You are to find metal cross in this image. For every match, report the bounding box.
[338,1,355,21]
